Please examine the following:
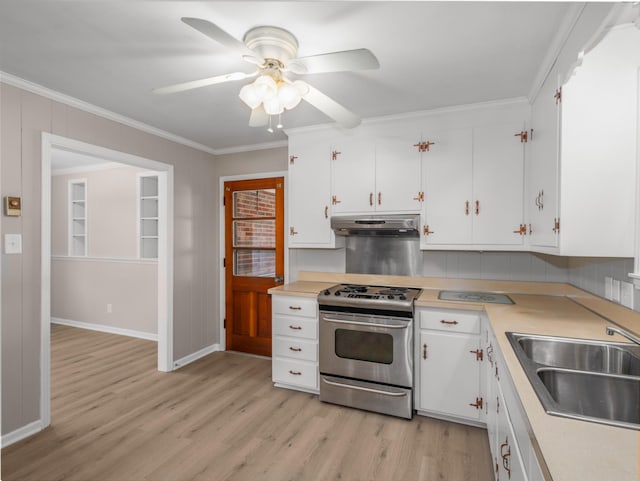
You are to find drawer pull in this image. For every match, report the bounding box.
[289,325,302,330]
[288,306,302,310]
[289,370,302,376]
[289,347,302,352]
[423,343,428,360]
[440,320,459,325]
[500,438,511,477]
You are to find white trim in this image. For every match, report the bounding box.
[2,71,217,155]
[218,171,288,351]
[213,140,288,155]
[52,161,124,176]
[52,317,158,341]
[41,132,175,431]
[173,343,222,368]
[1,420,44,448]
[51,255,158,264]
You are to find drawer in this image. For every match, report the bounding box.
[273,315,317,340]
[273,336,318,362]
[419,309,480,334]
[272,295,317,318]
[272,358,318,390]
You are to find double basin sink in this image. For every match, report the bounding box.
[507,332,640,430]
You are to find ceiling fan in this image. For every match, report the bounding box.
[153,17,380,130]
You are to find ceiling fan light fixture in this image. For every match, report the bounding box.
[263,95,285,115]
[277,82,302,110]
[238,83,262,109]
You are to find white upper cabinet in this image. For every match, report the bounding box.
[422,116,527,249]
[527,72,561,249]
[370,122,423,212]
[330,132,376,213]
[528,25,640,257]
[288,131,342,248]
[330,124,422,214]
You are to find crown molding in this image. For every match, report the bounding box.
[0,71,224,155]
[213,139,288,155]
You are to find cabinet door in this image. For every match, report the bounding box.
[496,383,527,481]
[374,129,422,212]
[288,135,334,247]
[422,128,473,245]
[472,122,525,245]
[331,134,375,213]
[418,330,482,420]
[528,74,560,248]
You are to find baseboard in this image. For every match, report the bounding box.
[51,317,158,341]
[1,420,43,448]
[174,343,222,369]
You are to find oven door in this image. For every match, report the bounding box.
[319,311,413,388]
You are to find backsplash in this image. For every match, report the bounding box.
[289,249,638,312]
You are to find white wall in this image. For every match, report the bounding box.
[50,164,158,335]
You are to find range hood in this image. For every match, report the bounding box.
[331,214,420,237]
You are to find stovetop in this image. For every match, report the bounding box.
[438,290,514,305]
[318,284,422,312]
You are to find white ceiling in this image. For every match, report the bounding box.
[0,1,574,153]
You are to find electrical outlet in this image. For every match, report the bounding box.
[620,281,634,309]
[107,303,112,314]
[605,277,613,300]
[612,279,621,303]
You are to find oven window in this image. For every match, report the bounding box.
[334,329,393,364]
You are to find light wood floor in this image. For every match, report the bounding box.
[2,324,494,481]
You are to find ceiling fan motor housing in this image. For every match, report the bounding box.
[243,26,299,63]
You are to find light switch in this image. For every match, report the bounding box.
[4,234,22,254]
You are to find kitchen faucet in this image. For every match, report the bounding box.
[605,325,640,346]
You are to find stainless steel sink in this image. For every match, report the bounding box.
[507,332,640,430]
[515,334,640,375]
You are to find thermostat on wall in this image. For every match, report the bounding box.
[4,196,21,216]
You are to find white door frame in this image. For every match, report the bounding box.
[218,171,288,350]
[40,133,175,428]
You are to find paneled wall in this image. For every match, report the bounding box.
[1,82,216,436]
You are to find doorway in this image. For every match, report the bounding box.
[224,176,284,356]
[41,133,174,428]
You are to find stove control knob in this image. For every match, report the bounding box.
[399,295,407,300]
[335,291,341,296]
[387,295,394,300]
[323,290,331,296]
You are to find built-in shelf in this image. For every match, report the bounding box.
[69,179,87,256]
[138,173,159,259]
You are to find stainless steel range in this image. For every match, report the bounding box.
[318,284,422,419]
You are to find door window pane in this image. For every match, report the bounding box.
[233,189,276,218]
[233,220,276,248]
[234,250,276,277]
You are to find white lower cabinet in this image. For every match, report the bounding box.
[271,294,319,393]
[485,324,545,481]
[415,308,485,424]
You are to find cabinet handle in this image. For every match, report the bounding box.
[289,346,302,352]
[487,344,494,365]
[413,192,424,202]
[324,206,328,219]
[470,349,483,361]
[528,224,533,235]
[469,397,483,410]
[378,192,382,205]
[465,200,470,216]
[496,395,500,414]
[423,343,428,360]
[289,325,302,330]
[440,319,459,325]
[423,225,435,236]
[331,150,341,161]
[332,195,341,205]
[553,217,560,233]
[290,227,298,236]
[501,438,511,478]
[475,200,480,215]
[289,370,302,376]
[288,306,302,310]
[369,192,373,206]
[289,155,298,164]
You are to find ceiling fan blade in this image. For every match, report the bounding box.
[249,105,268,127]
[299,81,361,129]
[181,17,263,64]
[288,48,379,74]
[153,71,257,95]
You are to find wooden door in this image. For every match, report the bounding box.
[224,177,284,356]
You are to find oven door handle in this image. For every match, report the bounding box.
[322,317,409,329]
[322,377,408,397]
